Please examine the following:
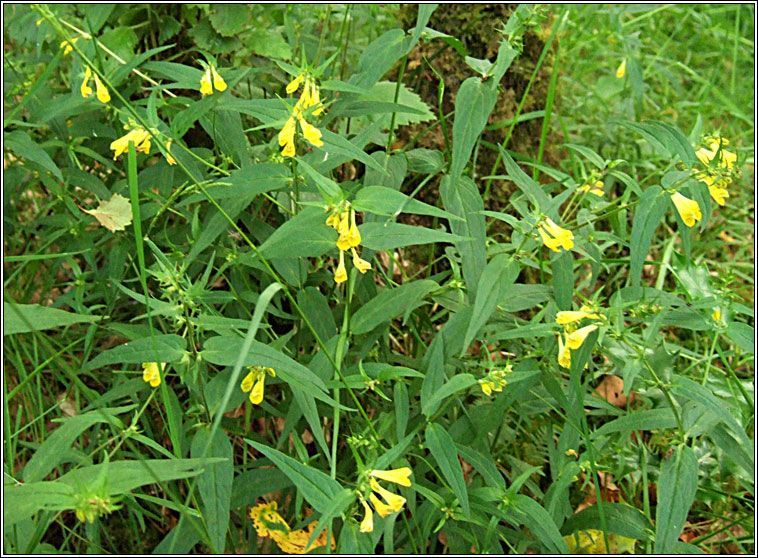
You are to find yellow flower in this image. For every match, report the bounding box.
[200,67,213,96]
[210,65,226,92]
[60,38,78,56]
[298,116,323,147]
[359,499,374,533]
[616,59,626,78]
[142,362,165,387]
[579,180,604,196]
[478,368,508,396]
[538,217,574,252]
[80,65,93,98]
[670,192,702,227]
[369,492,395,518]
[110,127,151,159]
[369,477,406,515]
[351,248,371,273]
[696,137,736,169]
[558,335,571,369]
[556,310,601,325]
[308,78,324,116]
[712,308,721,323]
[334,250,348,284]
[370,468,412,487]
[566,324,598,350]
[93,72,110,103]
[165,139,176,165]
[241,366,276,405]
[286,73,305,94]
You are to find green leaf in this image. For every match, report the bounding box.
[208,5,250,36]
[355,29,411,89]
[499,147,552,211]
[655,445,698,553]
[440,175,487,297]
[561,502,652,542]
[247,441,343,515]
[4,302,100,335]
[551,250,573,311]
[358,222,467,251]
[4,130,63,181]
[351,280,439,335]
[247,28,291,59]
[630,186,668,288]
[618,120,697,168]
[353,80,435,127]
[201,336,327,393]
[258,206,337,260]
[511,494,569,553]
[353,186,461,221]
[450,77,498,180]
[591,408,678,439]
[422,374,477,417]
[319,130,389,176]
[425,423,470,517]
[726,322,755,354]
[191,427,233,553]
[306,488,354,551]
[23,406,134,482]
[297,158,342,201]
[86,334,186,369]
[462,255,518,353]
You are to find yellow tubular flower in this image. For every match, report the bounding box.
[110,128,151,159]
[80,66,93,98]
[370,468,412,487]
[310,79,323,115]
[538,217,574,252]
[210,65,226,92]
[334,250,348,284]
[369,493,395,518]
[325,211,339,229]
[165,139,176,165]
[298,116,323,147]
[200,67,213,96]
[712,308,721,322]
[360,499,374,533]
[578,180,604,196]
[556,310,600,325]
[142,362,164,387]
[241,366,276,405]
[346,209,361,247]
[616,59,626,78]
[93,72,110,103]
[351,248,371,273]
[370,478,406,512]
[286,73,305,94]
[566,324,598,350]
[558,335,571,369]
[670,192,702,227]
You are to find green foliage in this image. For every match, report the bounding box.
[3,3,754,555]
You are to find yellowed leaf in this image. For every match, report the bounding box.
[563,529,636,554]
[83,193,133,232]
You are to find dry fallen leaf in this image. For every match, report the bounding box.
[83,193,133,232]
[595,374,636,408]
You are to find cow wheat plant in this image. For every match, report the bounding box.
[3,4,754,554]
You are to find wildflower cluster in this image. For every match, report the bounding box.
[109,122,175,165]
[241,366,276,405]
[479,364,511,396]
[537,216,574,253]
[693,135,738,206]
[278,72,324,157]
[555,307,602,369]
[325,201,371,283]
[249,501,334,554]
[358,468,412,533]
[199,62,227,96]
